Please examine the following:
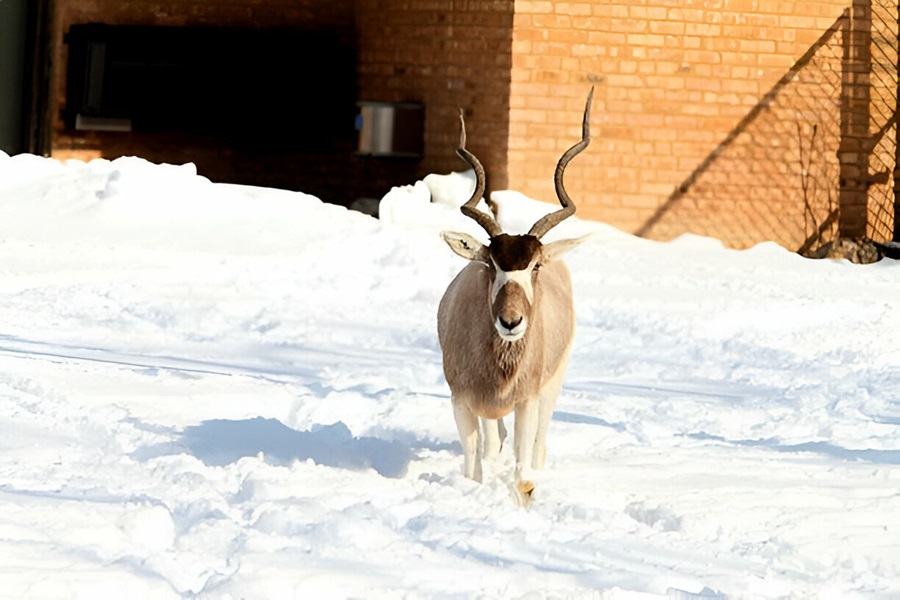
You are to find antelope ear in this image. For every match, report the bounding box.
[542,235,590,262]
[440,231,490,262]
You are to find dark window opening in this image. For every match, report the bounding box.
[63,24,356,152]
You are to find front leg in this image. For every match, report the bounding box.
[452,398,482,482]
[513,399,540,497]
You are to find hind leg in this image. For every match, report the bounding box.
[481,417,507,460]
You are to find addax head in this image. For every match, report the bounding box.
[441,89,594,342]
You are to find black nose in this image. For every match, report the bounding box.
[499,315,523,330]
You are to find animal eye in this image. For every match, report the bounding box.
[533,263,542,272]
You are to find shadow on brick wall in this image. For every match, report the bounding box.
[637,3,898,252]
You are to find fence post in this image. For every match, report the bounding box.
[839,0,873,239]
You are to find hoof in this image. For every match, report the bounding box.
[515,480,535,507]
[513,481,534,509]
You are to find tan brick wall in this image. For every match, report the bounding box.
[509,0,853,247]
[865,0,899,243]
[638,11,852,250]
[50,0,515,204]
[355,0,514,191]
[45,1,894,245]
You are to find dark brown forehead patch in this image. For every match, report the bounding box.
[489,234,542,271]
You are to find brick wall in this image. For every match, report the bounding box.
[355,0,514,192]
[638,11,849,250]
[45,1,893,246]
[509,0,854,247]
[862,0,898,243]
[50,0,515,205]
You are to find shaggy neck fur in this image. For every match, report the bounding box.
[493,335,526,379]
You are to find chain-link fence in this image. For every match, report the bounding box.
[867,0,899,242]
[638,1,898,252]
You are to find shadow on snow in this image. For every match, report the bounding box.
[187,418,414,477]
[136,417,415,478]
[686,432,900,465]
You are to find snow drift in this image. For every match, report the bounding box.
[0,151,898,598]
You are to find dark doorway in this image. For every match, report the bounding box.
[0,0,29,154]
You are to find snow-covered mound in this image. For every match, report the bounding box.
[0,151,898,598]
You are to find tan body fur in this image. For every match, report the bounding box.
[438,260,575,420]
[436,236,583,496]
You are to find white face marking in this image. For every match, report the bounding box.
[490,267,535,304]
[490,259,536,342]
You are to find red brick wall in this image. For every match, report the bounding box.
[508,0,854,248]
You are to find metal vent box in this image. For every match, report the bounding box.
[356,101,424,158]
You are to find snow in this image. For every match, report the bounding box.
[0,149,898,599]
